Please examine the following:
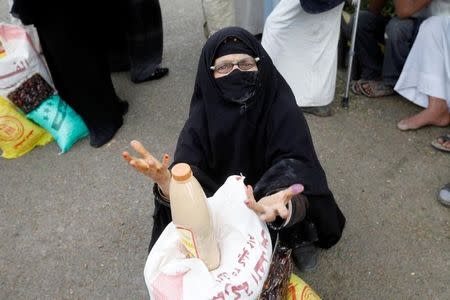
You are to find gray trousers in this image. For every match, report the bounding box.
[346,11,423,87]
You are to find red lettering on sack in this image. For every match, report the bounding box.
[219,282,255,299]
[232,267,241,277]
[216,272,230,284]
[260,229,270,249]
[251,273,259,285]
[0,59,30,80]
[247,234,256,249]
[253,250,269,282]
[212,292,226,300]
[237,247,250,267]
[230,281,253,299]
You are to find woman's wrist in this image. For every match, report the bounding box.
[267,200,292,230]
[153,184,170,207]
[156,170,171,200]
[157,184,170,201]
[158,182,170,200]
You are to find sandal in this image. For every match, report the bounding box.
[438,183,450,207]
[360,80,394,98]
[351,80,362,95]
[350,80,369,95]
[431,133,450,153]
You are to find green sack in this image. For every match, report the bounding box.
[27,95,88,153]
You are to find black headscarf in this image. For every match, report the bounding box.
[172,27,345,249]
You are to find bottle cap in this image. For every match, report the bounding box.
[171,163,192,181]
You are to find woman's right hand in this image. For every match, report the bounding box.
[122,140,171,197]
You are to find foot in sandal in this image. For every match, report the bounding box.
[431,133,450,153]
[359,80,394,98]
[438,183,450,207]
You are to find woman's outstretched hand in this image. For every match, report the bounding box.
[122,140,171,198]
[245,184,304,222]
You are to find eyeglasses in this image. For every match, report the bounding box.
[210,57,260,74]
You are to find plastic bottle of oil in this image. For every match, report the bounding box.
[170,163,220,271]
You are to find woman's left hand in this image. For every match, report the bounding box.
[245,184,304,222]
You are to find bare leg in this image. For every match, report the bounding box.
[397,96,450,130]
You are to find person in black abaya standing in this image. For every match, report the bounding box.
[109,0,169,83]
[11,0,128,148]
[122,27,346,270]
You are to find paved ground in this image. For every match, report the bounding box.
[1,1,449,299]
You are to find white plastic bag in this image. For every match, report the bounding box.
[144,176,273,299]
[5,1,42,52]
[7,0,21,25]
[0,23,53,97]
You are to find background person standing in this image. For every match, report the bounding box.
[11,0,128,148]
[262,0,345,117]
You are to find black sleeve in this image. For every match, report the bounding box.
[190,165,221,197]
[153,183,170,208]
[149,183,173,252]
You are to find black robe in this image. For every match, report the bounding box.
[10,1,127,136]
[151,27,345,251]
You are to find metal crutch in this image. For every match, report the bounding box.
[342,0,362,109]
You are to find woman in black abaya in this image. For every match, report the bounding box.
[11,0,128,147]
[123,27,345,270]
